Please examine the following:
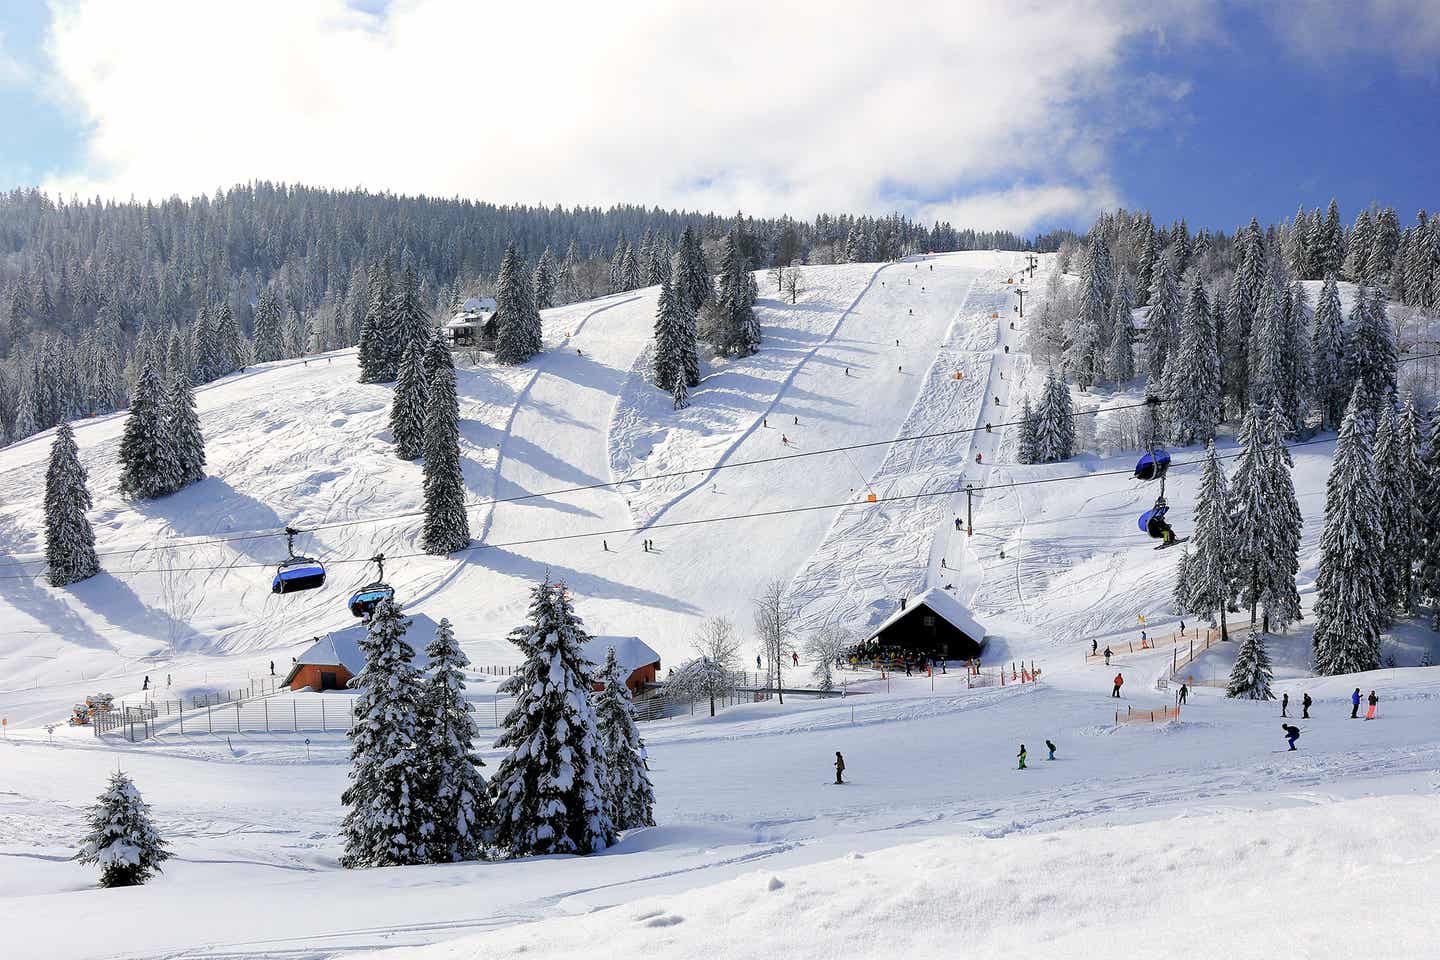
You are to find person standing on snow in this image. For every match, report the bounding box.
[1178,682,1189,706]
[834,751,846,784]
[1017,744,1027,770]
[1281,692,1289,717]
[1366,691,1378,720]
[1045,739,1057,761]
[1091,639,1098,656]
[1103,646,1112,666]
[1351,687,1362,719]
[1112,673,1124,698]
[756,654,763,671]
[1282,723,1300,751]
[791,651,799,668]
[1302,692,1312,719]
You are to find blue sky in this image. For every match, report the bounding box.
[2,1,1437,235]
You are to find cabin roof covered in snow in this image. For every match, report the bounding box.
[445,296,496,329]
[293,613,438,680]
[581,635,661,676]
[868,587,985,641]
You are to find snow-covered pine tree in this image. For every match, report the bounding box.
[253,286,286,363]
[593,647,656,832]
[1312,385,1385,675]
[494,245,542,365]
[423,327,454,380]
[1248,282,1298,429]
[392,260,433,366]
[670,369,690,411]
[1231,405,1301,631]
[675,227,712,316]
[1310,274,1347,430]
[1317,198,1344,278]
[1394,395,1426,612]
[1285,281,1314,434]
[620,244,642,291]
[652,273,697,395]
[1372,400,1412,620]
[76,771,171,887]
[340,599,430,868]
[1184,442,1235,641]
[418,617,489,862]
[1345,208,1375,283]
[117,360,175,500]
[1135,227,1157,306]
[211,302,243,377]
[1366,207,1401,288]
[390,340,429,461]
[1226,626,1276,700]
[358,259,396,382]
[532,247,557,312]
[421,358,470,555]
[1031,369,1073,463]
[490,578,615,857]
[1345,287,1397,410]
[1015,395,1038,465]
[44,421,99,586]
[1173,547,1195,612]
[1104,282,1135,383]
[1064,243,1107,388]
[609,235,630,293]
[713,231,759,357]
[559,239,580,302]
[1167,273,1220,445]
[1146,251,1180,380]
[166,368,205,491]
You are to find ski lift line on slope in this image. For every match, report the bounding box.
[3,394,1182,568]
[0,433,1344,584]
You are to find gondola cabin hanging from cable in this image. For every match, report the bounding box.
[1134,449,1171,482]
[272,527,326,594]
[347,554,395,618]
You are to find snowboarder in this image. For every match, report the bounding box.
[1112,673,1123,698]
[781,434,789,446]
[1351,687,1361,719]
[1302,692,1312,719]
[1045,739,1056,761]
[834,751,846,784]
[1282,723,1300,751]
[1281,692,1289,717]
[1366,690,1378,720]
[1017,744,1027,769]
[1103,646,1112,666]
[1178,682,1189,705]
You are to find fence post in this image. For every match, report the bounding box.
[207,705,213,734]
[321,698,326,733]
[265,699,270,733]
[293,700,298,731]
[236,701,241,732]
[179,705,184,735]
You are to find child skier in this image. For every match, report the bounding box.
[834,751,846,784]
[1282,723,1300,751]
[1017,744,1027,770]
[1045,739,1056,761]
[1366,691,1378,720]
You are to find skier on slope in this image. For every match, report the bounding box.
[1103,646,1112,666]
[1351,687,1362,719]
[1366,691,1378,720]
[1282,723,1300,751]
[1302,692,1312,719]
[1112,673,1124,698]
[791,651,799,668]
[1045,739,1057,761]
[1017,744,1027,770]
[834,752,846,784]
[1178,682,1189,706]
[1282,692,1289,717]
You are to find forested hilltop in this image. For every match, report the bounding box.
[0,183,1068,445]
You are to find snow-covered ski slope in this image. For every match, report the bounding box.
[3,250,1437,729]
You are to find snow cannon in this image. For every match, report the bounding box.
[1134,449,1171,482]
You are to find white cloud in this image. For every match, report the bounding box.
[1256,0,1440,70]
[39,0,1201,230]
[0,30,29,86]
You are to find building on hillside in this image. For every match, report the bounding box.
[863,587,986,662]
[443,296,497,349]
[581,635,661,694]
[282,615,438,691]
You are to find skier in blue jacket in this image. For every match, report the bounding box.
[1282,723,1300,750]
[1351,687,1362,719]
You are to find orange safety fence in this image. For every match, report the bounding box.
[1115,704,1181,725]
[1085,626,1226,662]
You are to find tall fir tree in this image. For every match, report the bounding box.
[1231,405,1301,631]
[77,771,171,888]
[340,600,431,868]
[1146,251,1180,380]
[117,360,175,500]
[713,231,760,357]
[533,247,557,311]
[1310,274,1347,430]
[1393,395,1426,612]
[1104,282,1136,383]
[166,369,205,490]
[1015,395,1039,464]
[593,647,656,831]
[253,286,286,363]
[1372,401,1411,620]
[675,227,712,316]
[1312,386,1385,675]
[358,259,397,382]
[1226,626,1276,700]
[421,358,470,555]
[652,274,697,394]
[418,617,490,863]
[1345,287,1397,410]
[1064,242,1108,388]
[390,340,429,461]
[44,421,99,586]
[392,260,433,364]
[1167,273,1220,445]
[1183,443,1235,641]
[490,578,615,857]
[494,245,543,365]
